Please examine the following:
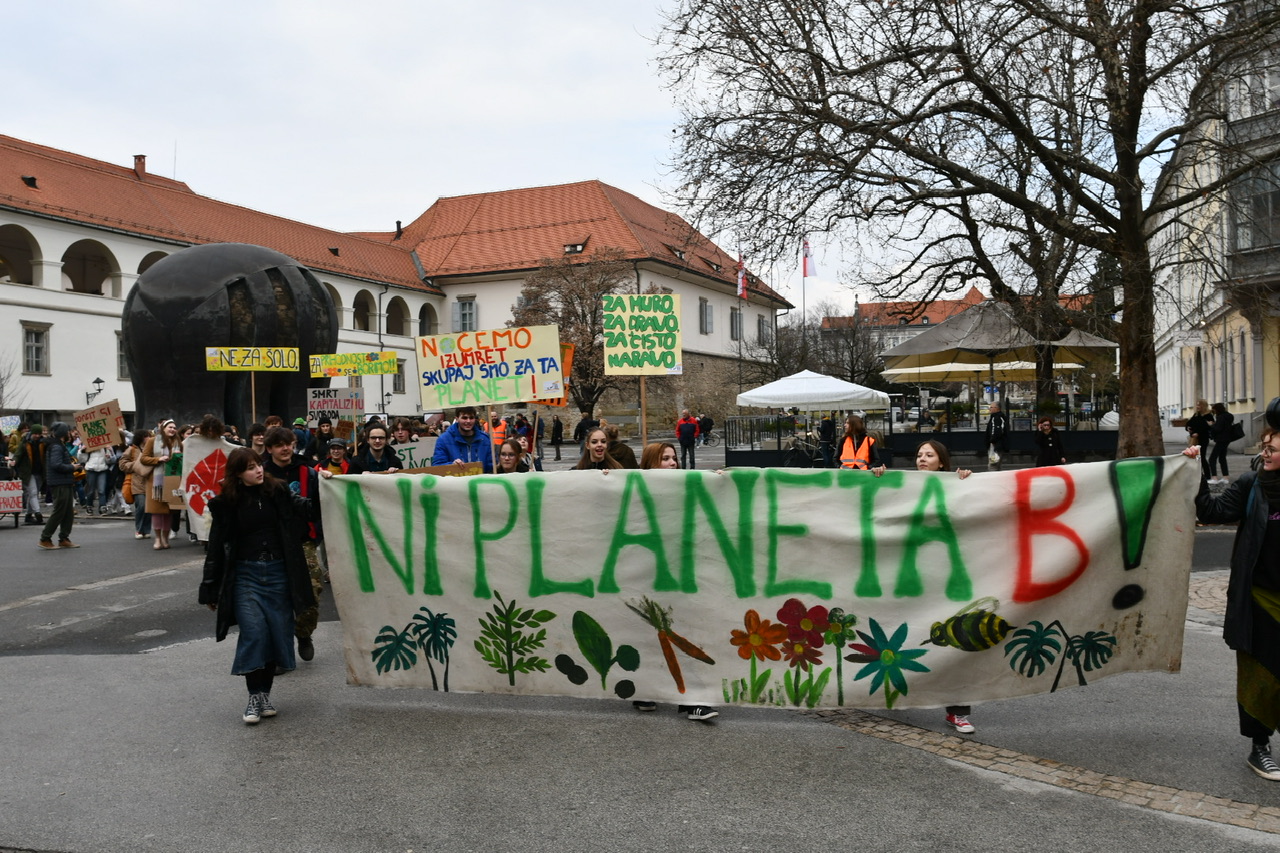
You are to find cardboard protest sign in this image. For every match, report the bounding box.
[539,343,576,408]
[603,293,683,375]
[205,346,300,371]
[392,438,435,471]
[398,463,483,477]
[73,399,126,451]
[308,388,365,428]
[310,351,398,378]
[0,415,20,435]
[321,456,1195,710]
[415,325,563,409]
[0,480,23,514]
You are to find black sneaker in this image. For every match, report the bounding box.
[681,705,720,721]
[1249,745,1280,780]
[243,694,262,725]
[257,693,277,718]
[632,701,657,712]
[297,637,315,661]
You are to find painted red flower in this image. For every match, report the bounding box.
[730,609,788,661]
[781,638,824,671]
[777,598,830,648]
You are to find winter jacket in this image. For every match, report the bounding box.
[198,488,317,643]
[263,453,323,541]
[44,428,78,487]
[347,444,405,475]
[431,422,494,473]
[1196,471,1267,652]
[676,417,700,445]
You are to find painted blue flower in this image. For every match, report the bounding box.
[848,618,930,708]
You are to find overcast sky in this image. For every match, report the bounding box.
[7,0,855,313]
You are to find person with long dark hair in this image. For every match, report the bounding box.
[574,427,622,470]
[198,447,317,725]
[1193,414,1280,780]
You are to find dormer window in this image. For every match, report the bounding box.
[703,257,721,273]
[564,243,585,255]
[666,244,686,261]
[921,317,930,325]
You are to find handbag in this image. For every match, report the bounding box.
[1230,420,1245,442]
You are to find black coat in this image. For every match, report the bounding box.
[198,487,317,642]
[1034,428,1065,467]
[1186,412,1213,448]
[1196,471,1268,652]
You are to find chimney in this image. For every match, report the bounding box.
[133,155,146,178]
[394,220,403,240]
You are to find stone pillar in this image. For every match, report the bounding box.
[31,259,64,290]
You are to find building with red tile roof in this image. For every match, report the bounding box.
[0,135,785,423]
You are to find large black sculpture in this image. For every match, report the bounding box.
[122,243,338,431]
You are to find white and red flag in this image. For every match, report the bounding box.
[802,239,818,278]
[736,255,747,299]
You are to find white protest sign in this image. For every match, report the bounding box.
[321,456,1195,710]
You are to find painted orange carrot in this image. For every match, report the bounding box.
[627,596,715,693]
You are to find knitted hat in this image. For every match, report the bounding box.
[293,417,307,426]
[29,424,43,435]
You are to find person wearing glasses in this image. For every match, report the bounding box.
[347,424,403,475]
[1193,401,1280,781]
[495,438,530,474]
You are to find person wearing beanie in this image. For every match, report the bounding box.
[38,422,83,549]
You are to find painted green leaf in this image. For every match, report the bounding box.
[573,611,614,681]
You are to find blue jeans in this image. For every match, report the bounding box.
[132,493,152,535]
[84,470,109,510]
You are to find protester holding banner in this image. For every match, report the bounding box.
[182,415,242,543]
[143,419,182,550]
[1193,419,1280,781]
[639,442,679,470]
[120,429,153,539]
[82,444,113,515]
[495,438,531,474]
[317,439,350,476]
[198,447,318,725]
[347,423,403,475]
[838,415,879,471]
[431,407,494,473]
[575,428,622,471]
[903,439,976,733]
[263,426,328,663]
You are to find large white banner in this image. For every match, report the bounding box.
[320,456,1196,709]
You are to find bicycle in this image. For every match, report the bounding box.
[781,433,824,467]
[701,430,720,447]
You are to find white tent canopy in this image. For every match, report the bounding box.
[736,370,890,410]
[881,360,1084,385]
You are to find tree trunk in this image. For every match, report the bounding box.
[1116,250,1163,458]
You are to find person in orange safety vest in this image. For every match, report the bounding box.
[839,414,878,470]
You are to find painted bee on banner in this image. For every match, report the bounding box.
[922,597,1014,652]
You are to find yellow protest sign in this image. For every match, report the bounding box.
[309,351,398,378]
[205,346,300,371]
[415,325,563,409]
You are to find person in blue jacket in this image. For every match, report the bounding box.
[431,406,494,473]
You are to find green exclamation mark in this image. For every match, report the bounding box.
[1109,457,1165,570]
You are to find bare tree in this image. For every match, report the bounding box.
[660,0,1280,456]
[510,247,637,417]
[0,353,30,415]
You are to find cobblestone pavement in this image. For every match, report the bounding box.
[804,569,1280,833]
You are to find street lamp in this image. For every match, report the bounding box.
[383,391,394,410]
[1090,372,1096,418]
[85,377,105,405]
